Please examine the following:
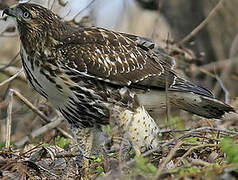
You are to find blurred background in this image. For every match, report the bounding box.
[0,0,238,145]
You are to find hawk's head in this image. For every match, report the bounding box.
[3,3,71,45]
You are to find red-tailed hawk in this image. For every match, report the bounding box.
[3,2,234,176]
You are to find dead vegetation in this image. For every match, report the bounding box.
[0,0,238,179]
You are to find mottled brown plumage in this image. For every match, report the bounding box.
[3,3,234,174]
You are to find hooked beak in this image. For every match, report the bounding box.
[2,5,17,17]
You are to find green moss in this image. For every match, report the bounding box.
[183,137,199,143]
[54,136,71,148]
[129,156,157,178]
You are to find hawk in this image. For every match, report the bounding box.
[3,2,234,171]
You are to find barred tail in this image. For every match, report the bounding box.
[138,90,235,119]
[169,92,234,119]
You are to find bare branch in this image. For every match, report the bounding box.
[179,0,224,44]
[5,90,13,149]
[161,127,238,136]
[0,67,23,87]
[0,52,20,71]
[7,89,73,147]
[155,141,183,179]
[188,157,211,167]
[73,0,96,20]
[174,144,218,167]
[215,74,230,103]
[214,32,238,96]
[14,117,64,148]
[0,65,26,82]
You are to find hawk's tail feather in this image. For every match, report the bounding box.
[170,92,235,119]
[170,78,214,98]
[138,90,235,119]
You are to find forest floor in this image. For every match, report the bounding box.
[1,102,238,180]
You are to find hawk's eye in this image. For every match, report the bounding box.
[23,11,30,19]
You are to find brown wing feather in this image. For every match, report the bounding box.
[61,27,165,86]
[121,33,176,69]
[118,32,214,97]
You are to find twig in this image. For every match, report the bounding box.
[0,65,26,82]
[166,162,238,178]
[44,152,82,159]
[215,74,230,103]
[200,58,231,72]
[0,32,18,37]
[73,0,96,20]
[214,32,238,96]
[174,144,218,167]
[20,143,46,157]
[165,74,171,123]
[160,127,238,135]
[0,67,23,87]
[14,118,64,147]
[0,52,20,71]
[198,67,217,79]
[188,157,211,166]
[155,141,183,179]
[8,89,73,145]
[10,89,52,123]
[179,0,224,44]
[5,90,14,149]
[37,163,59,178]
[50,0,56,10]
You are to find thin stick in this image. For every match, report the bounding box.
[165,75,170,123]
[50,0,56,10]
[215,74,230,103]
[12,89,52,123]
[160,127,238,135]
[0,52,20,71]
[73,0,96,19]
[179,0,224,44]
[188,157,211,167]
[14,118,64,147]
[174,144,218,167]
[154,141,183,179]
[9,89,73,143]
[200,58,231,72]
[213,34,238,96]
[5,90,14,149]
[44,152,82,158]
[0,67,23,87]
[37,164,59,178]
[0,65,26,82]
